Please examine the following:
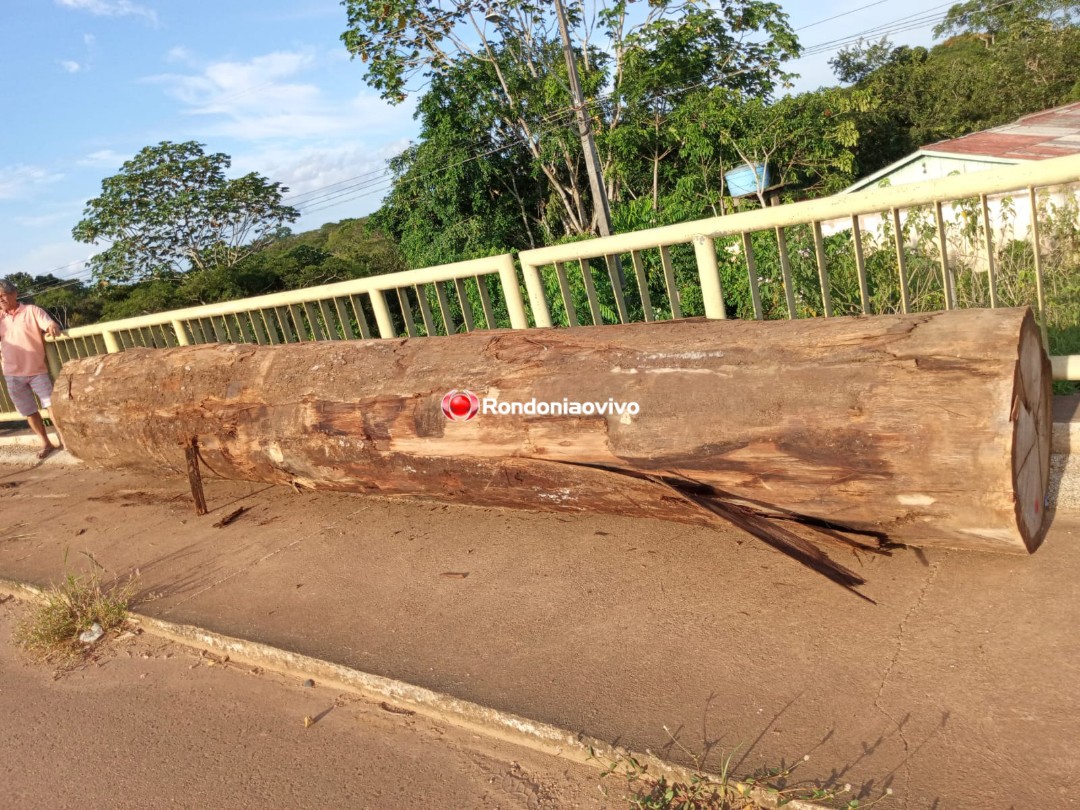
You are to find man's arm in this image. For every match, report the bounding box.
[31,305,62,338]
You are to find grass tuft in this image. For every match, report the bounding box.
[14,558,136,664]
[594,730,895,809]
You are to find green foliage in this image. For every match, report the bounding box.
[349,0,1080,258]
[829,37,894,85]
[112,218,400,319]
[14,552,136,666]
[73,141,299,284]
[702,87,869,200]
[835,1,1080,177]
[41,217,405,324]
[934,0,1078,41]
[370,52,545,269]
[343,0,801,245]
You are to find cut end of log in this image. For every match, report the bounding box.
[1013,311,1052,553]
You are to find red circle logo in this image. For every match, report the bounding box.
[442,389,479,421]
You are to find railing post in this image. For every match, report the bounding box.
[498,255,531,330]
[520,261,553,328]
[693,235,727,319]
[102,330,121,353]
[369,290,397,338]
[981,193,998,307]
[1028,186,1047,317]
[44,341,63,378]
[1052,356,1080,381]
[172,320,191,346]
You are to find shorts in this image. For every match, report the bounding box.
[4,374,54,417]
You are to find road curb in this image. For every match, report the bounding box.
[0,576,827,810]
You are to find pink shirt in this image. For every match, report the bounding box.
[0,303,59,376]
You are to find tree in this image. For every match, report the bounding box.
[341,0,798,239]
[829,37,895,84]
[371,56,545,268]
[831,0,1080,181]
[33,280,103,328]
[934,0,1078,45]
[718,88,869,203]
[73,141,299,284]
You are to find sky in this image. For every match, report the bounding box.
[0,0,949,287]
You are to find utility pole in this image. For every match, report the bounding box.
[553,0,613,239]
[552,0,627,315]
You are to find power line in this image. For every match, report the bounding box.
[19,266,95,300]
[283,163,394,206]
[292,1,969,216]
[298,109,585,217]
[795,0,895,32]
[17,0,1029,289]
[799,6,956,54]
[186,1,967,219]
[798,0,1022,56]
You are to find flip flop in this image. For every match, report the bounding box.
[36,446,55,460]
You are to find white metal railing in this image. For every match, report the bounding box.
[2,157,1079,423]
[519,153,1080,368]
[0,254,527,421]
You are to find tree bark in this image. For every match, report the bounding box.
[53,308,1051,556]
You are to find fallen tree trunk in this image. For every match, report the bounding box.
[53,308,1050,560]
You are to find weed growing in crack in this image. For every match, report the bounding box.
[592,728,896,809]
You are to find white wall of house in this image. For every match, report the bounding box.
[846,153,1023,193]
[879,154,1016,187]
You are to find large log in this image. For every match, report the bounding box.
[53,308,1050,561]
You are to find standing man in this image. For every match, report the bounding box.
[0,279,63,459]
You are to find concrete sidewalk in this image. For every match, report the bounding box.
[1,451,1078,809]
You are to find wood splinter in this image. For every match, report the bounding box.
[212,507,249,528]
[184,437,208,516]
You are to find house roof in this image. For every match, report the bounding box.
[842,101,1080,192]
[923,101,1080,161]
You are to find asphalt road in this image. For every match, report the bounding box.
[2,459,1079,808]
[0,599,613,810]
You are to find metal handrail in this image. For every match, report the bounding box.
[2,157,1078,423]
[520,154,1080,267]
[56,253,528,340]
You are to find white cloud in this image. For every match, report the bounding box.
[0,165,65,200]
[237,140,403,197]
[61,32,96,74]
[142,50,411,141]
[3,241,97,283]
[165,45,193,65]
[14,209,79,229]
[148,51,318,113]
[77,149,127,168]
[56,0,158,25]
[230,139,411,224]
